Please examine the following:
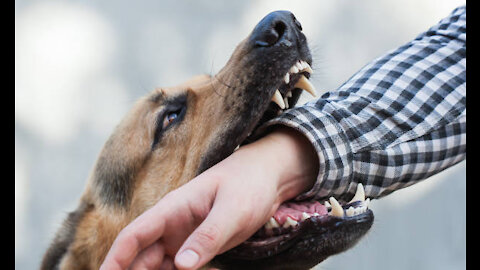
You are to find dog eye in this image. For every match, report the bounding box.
[152,95,187,150]
[162,111,180,129]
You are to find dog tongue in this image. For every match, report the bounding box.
[273,201,327,224]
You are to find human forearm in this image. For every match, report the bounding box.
[242,126,319,203]
[257,6,466,202]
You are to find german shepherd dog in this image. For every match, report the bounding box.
[41,11,373,270]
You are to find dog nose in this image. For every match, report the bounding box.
[250,10,303,47]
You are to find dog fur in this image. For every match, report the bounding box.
[41,32,292,268]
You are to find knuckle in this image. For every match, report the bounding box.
[193,225,222,252]
[118,227,142,251]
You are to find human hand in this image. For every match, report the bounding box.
[100,127,318,270]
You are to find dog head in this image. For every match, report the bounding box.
[92,10,316,215]
[42,10,373,270]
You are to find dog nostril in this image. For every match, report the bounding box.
[255,21,287,47]
[274,21,286,40]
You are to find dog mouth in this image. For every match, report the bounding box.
[240,59,315,147]
[212,51,374,270]
[269,60,316,111]
[207,11,374,270]
[212,184,373,269]
[257,185,370,241]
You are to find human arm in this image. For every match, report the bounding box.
[258,6,466,203]
[100,6,466,270]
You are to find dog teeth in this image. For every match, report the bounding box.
[272,90,286,109]
[294,75,316,97]
[325,192,371,219]
[284,73,290,84]
[283,97,289,109]
[288,60,313,75]
[329,197,344,218]
[346,206,355,217]
[355,206,367,215]
[275,60,315,110]
[264,217,280,230]
[295,61,303,71]
[283,217,298,228]
[324,200,331,208]
[301,212,311,221]
[346,204,369,217]
[300,60,313,74]
[289,65,299,74]
[349,183,365,203]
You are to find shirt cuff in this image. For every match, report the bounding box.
[254,103,356,203]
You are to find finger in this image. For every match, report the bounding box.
[128,240,165,270]
[174,200,248,270]
[100,204,169,270]
[159,256,175,270]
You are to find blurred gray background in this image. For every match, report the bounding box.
[15,0,466,269]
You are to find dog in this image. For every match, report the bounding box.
[41,10,373,270]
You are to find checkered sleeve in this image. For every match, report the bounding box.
[261,6,466,202]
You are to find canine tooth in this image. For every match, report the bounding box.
[294,75,316,97]
[289,65,299,74]
[346,206,355,217]
[312,213,320,216]
[272,90,286,109]
[365,198,370,208]
[284,97,289,109]
[324,201,331,208]
[271,217,280,227]
[329,197,344,218]
[265,217,280,230]
[301,212,311,221]
[304,66,313,74]
[349,183,365,203]
[283,217,298,228]
[284,73,290,84]
[286,91,292,98]
[301,61,313,74]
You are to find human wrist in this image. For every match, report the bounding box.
[247,126,319,204]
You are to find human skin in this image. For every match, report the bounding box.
[100,126,319,270]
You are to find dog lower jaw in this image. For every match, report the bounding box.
[210,185,374,270]
[211,209,374,270]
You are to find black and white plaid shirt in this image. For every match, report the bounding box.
[263,6,466,203]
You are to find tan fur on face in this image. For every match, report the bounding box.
[42,9,318,269]
[41,67,251,269]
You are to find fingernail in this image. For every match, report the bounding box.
[176,249,199,268]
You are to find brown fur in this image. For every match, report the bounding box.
[42,11,316,267]
[41,38,272,269]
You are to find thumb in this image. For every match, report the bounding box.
[174,202,243,270]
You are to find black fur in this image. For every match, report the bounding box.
[41,202,93,270]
